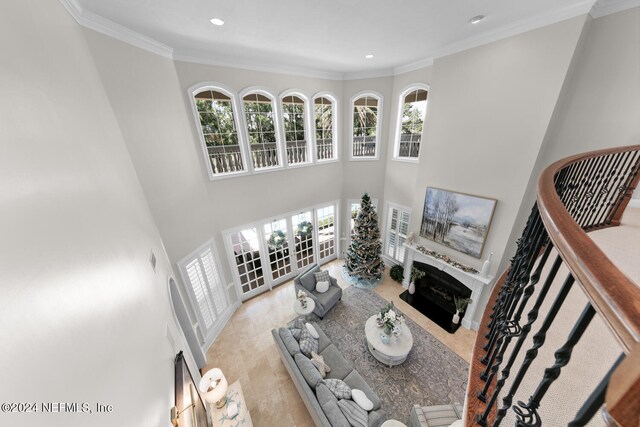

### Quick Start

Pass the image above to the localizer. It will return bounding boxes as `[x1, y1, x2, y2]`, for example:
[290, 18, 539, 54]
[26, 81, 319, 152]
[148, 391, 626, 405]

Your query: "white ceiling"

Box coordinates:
[64, 0, 632, 79]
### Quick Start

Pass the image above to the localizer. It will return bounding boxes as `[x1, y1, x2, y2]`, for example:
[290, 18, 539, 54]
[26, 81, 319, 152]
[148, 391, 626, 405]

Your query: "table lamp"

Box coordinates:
[199, 368, 228, 408]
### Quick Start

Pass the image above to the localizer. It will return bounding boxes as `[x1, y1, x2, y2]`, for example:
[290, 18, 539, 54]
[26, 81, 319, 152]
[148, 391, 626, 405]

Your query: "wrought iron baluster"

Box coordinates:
[580, 152, 624, 229]
[514, 303, 596, 427]
[567, 353, 624, 427]
[595, 151, 634, 226]
[603, 151, 640, 225]
[475, 244, 554, 422]
[573, 153, 616, 228]
[491, 254, 564, 426]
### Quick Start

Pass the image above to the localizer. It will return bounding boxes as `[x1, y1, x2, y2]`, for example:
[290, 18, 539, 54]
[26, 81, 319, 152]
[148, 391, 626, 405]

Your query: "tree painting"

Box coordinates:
[420, 187, 496, 258]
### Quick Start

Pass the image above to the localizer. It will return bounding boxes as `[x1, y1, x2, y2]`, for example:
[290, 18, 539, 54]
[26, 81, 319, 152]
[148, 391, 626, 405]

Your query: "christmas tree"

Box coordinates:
[345, 193, 385, 281]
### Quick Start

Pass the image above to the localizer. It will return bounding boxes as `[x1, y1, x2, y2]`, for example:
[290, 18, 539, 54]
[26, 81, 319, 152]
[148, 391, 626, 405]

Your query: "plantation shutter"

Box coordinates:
[180, 241, 229, 347]
[386, 205, 411, 262]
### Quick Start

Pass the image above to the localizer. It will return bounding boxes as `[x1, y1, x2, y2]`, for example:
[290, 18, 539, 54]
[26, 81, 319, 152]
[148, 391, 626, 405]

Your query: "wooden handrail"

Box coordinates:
[536, 144, 640, 353]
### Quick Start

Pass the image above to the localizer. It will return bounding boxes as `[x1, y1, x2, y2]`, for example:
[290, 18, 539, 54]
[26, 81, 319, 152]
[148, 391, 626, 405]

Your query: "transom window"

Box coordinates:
[351, 94, 381, 159]
[396, 87, 428, 159]
[314, 96, 337, 161]
[281, 95, 309, 165]
[193, 88, 245, 176]
[243, 92, 280, 170]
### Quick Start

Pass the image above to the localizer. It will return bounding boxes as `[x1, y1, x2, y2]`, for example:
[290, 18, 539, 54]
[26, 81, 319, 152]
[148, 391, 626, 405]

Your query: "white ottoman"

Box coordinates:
[382, 420, 407, 427]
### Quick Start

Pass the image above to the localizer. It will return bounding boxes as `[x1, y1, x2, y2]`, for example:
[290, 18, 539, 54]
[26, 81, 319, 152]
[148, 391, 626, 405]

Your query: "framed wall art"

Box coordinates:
[420, 187, 496, 258]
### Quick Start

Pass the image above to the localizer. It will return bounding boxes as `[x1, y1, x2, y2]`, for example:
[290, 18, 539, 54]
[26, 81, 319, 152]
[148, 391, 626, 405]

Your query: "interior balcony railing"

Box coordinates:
[207, 141, 316, 173]
[353, 136, 377, 157]
[316, 138, 334, 161]
[466, 145, 640, 426]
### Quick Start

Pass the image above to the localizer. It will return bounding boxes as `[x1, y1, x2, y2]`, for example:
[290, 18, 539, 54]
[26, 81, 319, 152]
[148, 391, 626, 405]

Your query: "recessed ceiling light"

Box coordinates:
[209, 18, 225, 26]
[469, 15, 485, 24]
[365, 54, 374, 59]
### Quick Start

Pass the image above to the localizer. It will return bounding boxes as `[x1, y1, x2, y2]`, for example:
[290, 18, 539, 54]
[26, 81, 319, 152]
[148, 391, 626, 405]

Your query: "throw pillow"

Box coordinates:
[337, 399, 368, 427]
[314, 270, 331, 284]
[351, 389, 373, 411]
[305, 323, 319, 339]
[294, 353, 324, 389]
[315, 280, 330, 293]
[310, 351, 331, 378]
[290, 328, 302, 340]
[324, 378, 351, 400]
[298, 329, 318, 358]
[288, 317, 306, 331]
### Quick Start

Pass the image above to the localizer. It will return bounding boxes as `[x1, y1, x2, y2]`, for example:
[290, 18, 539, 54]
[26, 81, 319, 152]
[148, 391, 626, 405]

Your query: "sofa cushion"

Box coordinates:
[367, 410, 383, 427]
[299, 265, 320, 292]
[337, 399, 368, 427]
[314, 285, 342, 311]
[321, 344, 354, 380]
[290, 328, 302, 340]
[316, 384, 350, 427]
[299, 329, 319, 357]
[278, 328, 300, 356]
[324, 378, 352, 399]
[343, 370, 382, 411]
[294, 353, 323, 389]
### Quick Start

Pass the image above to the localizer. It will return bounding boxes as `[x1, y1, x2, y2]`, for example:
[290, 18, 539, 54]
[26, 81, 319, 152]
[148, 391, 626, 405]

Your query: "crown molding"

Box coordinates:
[393, 58, 435, 76]
[590, 0, 640, 18]
[429, 0, 595, 63]
[58, 0, 173, 59]
[60, 0, 597, 81]
[172, 49, 344, 80]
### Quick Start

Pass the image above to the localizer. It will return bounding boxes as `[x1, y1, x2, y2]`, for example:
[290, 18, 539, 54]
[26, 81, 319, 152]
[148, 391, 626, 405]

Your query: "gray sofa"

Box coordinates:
[272, 321, 384, 427]
[294, 263, 342, 319]
[409, 403, 463, 427]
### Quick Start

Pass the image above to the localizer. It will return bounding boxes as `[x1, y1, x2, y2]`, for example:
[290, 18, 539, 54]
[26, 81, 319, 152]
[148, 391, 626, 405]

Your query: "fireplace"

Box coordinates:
[401, 243, 494, 331]
[400, 261, 472, 333]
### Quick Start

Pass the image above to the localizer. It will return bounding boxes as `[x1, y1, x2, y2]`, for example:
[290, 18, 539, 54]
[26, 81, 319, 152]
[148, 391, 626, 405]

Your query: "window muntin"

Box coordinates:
[282, 95, 309, 165]
[292, 211, 315, 269]
[264, 219, 292, 280]
[397, 88, 428, 159]
[242, 92, 280, 170]
[314, 96, 336, 161]
[229, 228, 266, 298]
[316, 205, 336, 260]
[194, 89, 244, 175]
[386, 205, 411, 263]
[352, 95, 380, 158]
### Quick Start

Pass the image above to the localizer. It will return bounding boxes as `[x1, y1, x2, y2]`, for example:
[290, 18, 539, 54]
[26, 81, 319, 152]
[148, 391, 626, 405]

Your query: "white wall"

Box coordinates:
[0, 1, 186, 426]
[409, 16, 587, 324]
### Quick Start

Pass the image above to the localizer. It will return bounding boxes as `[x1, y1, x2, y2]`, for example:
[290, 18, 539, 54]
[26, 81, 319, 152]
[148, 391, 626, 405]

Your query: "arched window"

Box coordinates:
[241, 90, 281, 170]
[351, 92, 382, 160]
[395, 86, 428, 160]
[313, 93, 338, 162]
[281, 92, 310, 166]
[191, 86, 246, 178]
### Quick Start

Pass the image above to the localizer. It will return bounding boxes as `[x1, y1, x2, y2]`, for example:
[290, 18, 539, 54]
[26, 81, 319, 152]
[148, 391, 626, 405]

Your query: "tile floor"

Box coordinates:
[204, 260, 477, 427]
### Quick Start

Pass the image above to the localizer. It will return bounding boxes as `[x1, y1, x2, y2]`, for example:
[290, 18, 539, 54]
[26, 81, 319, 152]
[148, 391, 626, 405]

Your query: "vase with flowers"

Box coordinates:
[297, 289, 308, 309]
[375, 302, 405, 343]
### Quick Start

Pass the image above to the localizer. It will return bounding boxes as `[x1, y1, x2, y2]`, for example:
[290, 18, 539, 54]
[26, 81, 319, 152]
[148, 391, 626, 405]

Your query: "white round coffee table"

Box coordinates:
[294, 297, 315, 320]
[381, 420, 407, 427]
[365, 315, 413, 367]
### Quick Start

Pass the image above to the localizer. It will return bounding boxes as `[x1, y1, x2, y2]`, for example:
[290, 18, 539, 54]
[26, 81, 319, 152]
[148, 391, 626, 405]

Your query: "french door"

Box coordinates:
[225, 202, 338, 301]
[228, 228, 267, 300]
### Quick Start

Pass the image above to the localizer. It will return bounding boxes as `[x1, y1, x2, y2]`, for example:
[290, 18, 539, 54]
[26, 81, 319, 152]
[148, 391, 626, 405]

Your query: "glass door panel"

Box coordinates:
[291, 211, 314, 269]
[229, 228, 266, 299]
[316, 205, 336, 261]
[264, 218, 293, 283]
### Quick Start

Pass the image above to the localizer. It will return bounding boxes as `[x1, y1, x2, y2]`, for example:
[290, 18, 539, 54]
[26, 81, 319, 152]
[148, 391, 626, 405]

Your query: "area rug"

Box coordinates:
[310, 286, 468, 424]
[341, 268, 383, 289]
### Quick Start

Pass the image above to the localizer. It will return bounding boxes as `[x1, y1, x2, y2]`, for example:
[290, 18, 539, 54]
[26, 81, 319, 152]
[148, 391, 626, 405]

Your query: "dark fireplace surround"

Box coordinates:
[400, 261, 472, 333]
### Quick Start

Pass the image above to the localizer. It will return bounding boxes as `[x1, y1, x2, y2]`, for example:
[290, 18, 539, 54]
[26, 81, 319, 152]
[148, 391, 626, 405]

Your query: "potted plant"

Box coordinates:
[408, 267, 426, 295]
[390, 265, 404, 283]
[453, 296, 472, 324]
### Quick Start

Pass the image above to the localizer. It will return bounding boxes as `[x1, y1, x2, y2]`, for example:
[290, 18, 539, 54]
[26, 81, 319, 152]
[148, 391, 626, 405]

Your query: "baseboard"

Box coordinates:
[628, 199, 640, 208]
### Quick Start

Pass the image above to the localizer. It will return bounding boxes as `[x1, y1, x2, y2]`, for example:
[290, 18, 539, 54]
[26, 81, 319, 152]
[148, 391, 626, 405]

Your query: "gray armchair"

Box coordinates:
[294, 263, 342, 319]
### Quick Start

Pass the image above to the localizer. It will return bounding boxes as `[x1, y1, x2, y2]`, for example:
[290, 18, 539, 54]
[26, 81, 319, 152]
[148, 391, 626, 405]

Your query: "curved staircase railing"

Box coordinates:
[466, 145, 640, 426]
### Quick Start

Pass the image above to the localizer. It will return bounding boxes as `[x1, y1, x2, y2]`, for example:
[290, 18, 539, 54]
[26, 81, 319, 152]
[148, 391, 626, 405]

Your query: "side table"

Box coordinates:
[293, 297, 315, 320]
[207, 381, 253, 427]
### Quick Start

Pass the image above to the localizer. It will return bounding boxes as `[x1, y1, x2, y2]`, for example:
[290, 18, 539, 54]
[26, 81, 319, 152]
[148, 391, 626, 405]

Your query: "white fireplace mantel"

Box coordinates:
[402, 243, 494, 330]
